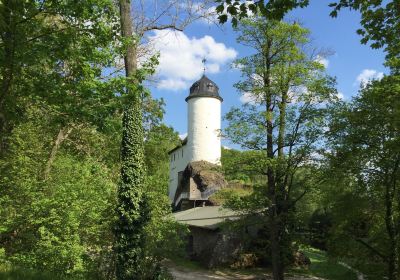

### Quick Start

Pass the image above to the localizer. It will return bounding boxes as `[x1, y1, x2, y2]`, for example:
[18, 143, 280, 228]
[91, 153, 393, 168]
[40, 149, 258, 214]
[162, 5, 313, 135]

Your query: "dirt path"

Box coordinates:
[166, 262, 325, 280]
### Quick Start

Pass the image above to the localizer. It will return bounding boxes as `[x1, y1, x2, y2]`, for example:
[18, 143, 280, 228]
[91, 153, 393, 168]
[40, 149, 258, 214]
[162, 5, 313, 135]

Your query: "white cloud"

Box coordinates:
[158, 79, 187, 91]
[179, 132, 187, 140]
[315, 55, 329, 68]
[222, 145, 232, 150]
[148, 30, 237, 91]
[337, 91, 345, 100]
[240, 92, 254, 104]
[355, 69, 384, 86]
[239, 92, 261, 104]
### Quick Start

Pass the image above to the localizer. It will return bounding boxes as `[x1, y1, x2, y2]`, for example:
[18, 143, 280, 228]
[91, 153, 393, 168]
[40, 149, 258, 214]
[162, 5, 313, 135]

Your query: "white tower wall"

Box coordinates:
[187, 97, 221, 165]
[168, 145, 187, 201]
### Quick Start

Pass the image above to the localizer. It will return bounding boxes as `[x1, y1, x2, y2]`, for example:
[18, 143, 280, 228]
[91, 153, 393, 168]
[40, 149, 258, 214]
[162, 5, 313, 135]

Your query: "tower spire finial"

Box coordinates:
[202, 58, 207, 75]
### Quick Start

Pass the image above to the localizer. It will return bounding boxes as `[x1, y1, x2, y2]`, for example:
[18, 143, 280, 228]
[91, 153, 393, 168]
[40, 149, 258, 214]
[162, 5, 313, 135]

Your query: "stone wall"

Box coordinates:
[188, 226, 242, 268]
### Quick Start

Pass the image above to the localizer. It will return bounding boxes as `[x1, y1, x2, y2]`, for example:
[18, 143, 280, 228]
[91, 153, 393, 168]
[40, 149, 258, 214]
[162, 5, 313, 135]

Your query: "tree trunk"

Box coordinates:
[119, 0, 137, 77]
[384, 173, 399, 280]
[264, 38, 285, 280]
[277, 92, 287, 159]
[44, 126, 74, 179]
[115, 1, 149, 279]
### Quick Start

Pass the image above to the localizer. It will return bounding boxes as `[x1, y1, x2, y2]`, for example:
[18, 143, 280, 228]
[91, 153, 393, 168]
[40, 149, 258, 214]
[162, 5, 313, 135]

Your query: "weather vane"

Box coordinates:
[202, 58, 207, 75]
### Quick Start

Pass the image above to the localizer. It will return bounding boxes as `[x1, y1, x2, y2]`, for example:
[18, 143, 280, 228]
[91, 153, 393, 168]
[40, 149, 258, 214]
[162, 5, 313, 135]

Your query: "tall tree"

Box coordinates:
[225, 18, 336, 280]
[114, 1, 151, 278]
[114, 1, 214, 278]
[327, 75, 400, 280]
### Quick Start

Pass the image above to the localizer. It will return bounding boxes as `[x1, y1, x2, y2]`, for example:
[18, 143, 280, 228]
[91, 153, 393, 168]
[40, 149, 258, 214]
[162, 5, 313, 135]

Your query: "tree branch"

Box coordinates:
[355, 238, 388, 261]
[287, 189, 307, 210]
[142, 24, 183, 33]
[43, 125, 76, 179]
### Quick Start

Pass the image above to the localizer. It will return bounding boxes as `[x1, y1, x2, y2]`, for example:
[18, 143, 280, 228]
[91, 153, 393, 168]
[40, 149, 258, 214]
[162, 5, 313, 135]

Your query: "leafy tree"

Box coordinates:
[222, 148, 268, 184]
[326, 74, 400, 280]
[329, 0, 400, 72]
[0, 0, 120, 155]
[115, 1, 215, 278]
[0, 0, 123, 277]
[224, 18, 337, 280]
[0, 107, 118, 278]
[144, 125, 188, 267]
[114, 1, 154, 278]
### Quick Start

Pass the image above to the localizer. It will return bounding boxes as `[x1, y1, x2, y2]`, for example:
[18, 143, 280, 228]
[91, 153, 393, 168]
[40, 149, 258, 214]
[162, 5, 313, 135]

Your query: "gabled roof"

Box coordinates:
[173, 206, 240, 230]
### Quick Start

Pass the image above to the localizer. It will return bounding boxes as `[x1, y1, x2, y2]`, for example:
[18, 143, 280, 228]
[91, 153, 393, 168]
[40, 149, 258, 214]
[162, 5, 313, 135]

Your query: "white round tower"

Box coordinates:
[186, 75, 222, 165]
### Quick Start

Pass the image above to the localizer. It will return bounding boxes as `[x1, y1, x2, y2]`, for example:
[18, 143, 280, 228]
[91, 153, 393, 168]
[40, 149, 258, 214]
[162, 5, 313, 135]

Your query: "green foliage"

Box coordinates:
[144, 124, 188, 264]
[226, 19, 337, 154]
[215, 0, 309, 26]
[0, 1, 185, 279]
[114, 93, 149, 279]
[0, 98, 181, 279]
[225, 18, 336, 212]
[0, 266, 81, 280]
[209, 185, 253, 206]
[0, 109, 117, 278]
[223, 18, 337, 279]
[325, 74, 400, 279]
[221, 148, 267, 183]
[0, 0, 121, 152]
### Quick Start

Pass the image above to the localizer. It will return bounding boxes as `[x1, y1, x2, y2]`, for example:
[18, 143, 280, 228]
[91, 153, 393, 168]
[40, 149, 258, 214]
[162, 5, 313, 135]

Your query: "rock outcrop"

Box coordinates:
[183, 161, 227, 192]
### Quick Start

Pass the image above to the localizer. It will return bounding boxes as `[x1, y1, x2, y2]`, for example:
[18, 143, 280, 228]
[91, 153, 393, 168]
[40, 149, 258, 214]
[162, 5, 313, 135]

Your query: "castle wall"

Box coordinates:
[168, 145, 189, 201]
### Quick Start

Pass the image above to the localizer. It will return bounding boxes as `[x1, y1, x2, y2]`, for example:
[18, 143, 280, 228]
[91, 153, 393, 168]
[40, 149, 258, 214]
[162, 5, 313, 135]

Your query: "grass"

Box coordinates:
[1, 248, 358, 280]
[0, 264, 85, 280]
[0, 267, 57, 280]
[168, 255, 204, 271]
[292, 247, 358, 280]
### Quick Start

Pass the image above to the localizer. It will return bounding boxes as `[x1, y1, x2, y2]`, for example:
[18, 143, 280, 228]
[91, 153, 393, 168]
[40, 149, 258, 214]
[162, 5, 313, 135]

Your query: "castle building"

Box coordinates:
[170, 76, 243, 268]
[168, 75, 223, 208]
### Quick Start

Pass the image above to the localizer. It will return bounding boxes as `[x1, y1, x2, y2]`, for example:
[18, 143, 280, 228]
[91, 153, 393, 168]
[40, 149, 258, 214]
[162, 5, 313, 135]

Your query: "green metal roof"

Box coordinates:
[173, 206, 240, 230]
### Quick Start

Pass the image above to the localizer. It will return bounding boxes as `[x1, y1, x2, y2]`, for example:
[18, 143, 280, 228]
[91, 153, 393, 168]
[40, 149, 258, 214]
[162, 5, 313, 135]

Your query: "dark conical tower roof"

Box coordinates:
[185, 75, 223, 102]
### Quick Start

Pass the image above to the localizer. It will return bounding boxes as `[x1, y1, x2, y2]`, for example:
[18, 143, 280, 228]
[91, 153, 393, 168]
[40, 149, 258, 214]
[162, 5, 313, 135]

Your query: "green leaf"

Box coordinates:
[216, 4, 225, 13]
[218, 14, 228, 23]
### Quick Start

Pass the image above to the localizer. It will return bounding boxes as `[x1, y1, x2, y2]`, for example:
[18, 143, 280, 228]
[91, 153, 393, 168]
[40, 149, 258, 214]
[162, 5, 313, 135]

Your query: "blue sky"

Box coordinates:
[148, 1, 387, 147]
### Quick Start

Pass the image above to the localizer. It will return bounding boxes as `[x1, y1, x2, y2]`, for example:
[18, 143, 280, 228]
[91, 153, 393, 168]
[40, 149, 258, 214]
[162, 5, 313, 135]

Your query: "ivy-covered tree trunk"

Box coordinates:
[115, 0, 149, 279]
